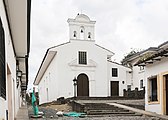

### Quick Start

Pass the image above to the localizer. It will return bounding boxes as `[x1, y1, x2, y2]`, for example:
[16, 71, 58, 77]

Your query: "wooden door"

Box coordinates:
[111, 81, 119, 96]
[77, 74, 89, 96]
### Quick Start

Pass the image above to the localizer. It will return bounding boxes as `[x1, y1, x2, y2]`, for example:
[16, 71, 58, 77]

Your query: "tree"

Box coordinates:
[121, 48, 142, 66]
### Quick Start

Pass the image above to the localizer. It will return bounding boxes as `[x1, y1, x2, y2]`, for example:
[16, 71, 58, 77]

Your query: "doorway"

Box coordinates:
[110, 81, 119, 96]
[77, 73, 89, 96]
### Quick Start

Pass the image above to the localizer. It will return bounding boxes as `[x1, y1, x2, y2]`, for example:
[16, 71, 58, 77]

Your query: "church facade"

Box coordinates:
[34, 14, 131, 105]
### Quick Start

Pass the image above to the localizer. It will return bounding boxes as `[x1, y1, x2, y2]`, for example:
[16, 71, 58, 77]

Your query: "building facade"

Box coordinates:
[121, 47, 158, 91]
[135, 41, 168, 115]
[0, 0, 31, 119]
[34, 14, 131, 105]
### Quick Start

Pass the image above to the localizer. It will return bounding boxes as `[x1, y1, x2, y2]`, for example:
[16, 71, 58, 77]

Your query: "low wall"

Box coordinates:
[123, 87, 145, 99]
[70, 100, 85, 112]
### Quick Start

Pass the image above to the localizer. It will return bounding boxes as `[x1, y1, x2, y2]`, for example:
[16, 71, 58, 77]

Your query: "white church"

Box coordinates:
[34, 14, 131, 105]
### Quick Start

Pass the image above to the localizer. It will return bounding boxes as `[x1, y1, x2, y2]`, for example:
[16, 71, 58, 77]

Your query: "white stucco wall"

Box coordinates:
[126, 58, 146, 91]
[0, 1, 21, 119]
[0, 97, 6, 120]
[38, 39, 114, 104]
[126, 71, 132, 87]
[145, 58, 168, 114]
[132, 66, 145, 90]
[107, 62, 131, 96]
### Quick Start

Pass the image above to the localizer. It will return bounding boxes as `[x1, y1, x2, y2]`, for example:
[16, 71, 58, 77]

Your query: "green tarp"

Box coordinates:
[63, 112, 86, 117]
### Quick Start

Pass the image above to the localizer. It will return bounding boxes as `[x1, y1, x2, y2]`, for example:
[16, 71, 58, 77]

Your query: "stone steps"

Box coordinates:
[87, 109, 129, 113]
[88, 111, 135, 115]
[87, 113, 142, 117]
[83, 103, 142, 116]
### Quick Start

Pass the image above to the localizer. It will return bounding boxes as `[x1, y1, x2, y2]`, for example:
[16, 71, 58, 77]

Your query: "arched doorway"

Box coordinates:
[77, 73, 89, 96]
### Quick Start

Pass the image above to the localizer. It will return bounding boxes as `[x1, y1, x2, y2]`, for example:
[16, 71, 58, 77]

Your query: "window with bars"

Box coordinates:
[78, 51, 87, 65]
[0, 18, 6, 99]
[148, 76, 158, 102]
[112, 68, 118, 77]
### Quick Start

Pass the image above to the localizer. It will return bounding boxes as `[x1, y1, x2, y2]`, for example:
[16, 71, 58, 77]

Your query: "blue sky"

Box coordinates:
[28, 0, 168, 90]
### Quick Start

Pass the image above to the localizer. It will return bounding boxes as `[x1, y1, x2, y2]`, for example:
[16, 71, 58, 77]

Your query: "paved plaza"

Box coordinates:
[27, 99, 168, 120]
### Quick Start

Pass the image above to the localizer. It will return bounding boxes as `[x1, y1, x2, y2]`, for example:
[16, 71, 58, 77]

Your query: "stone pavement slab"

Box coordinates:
[16, 107, 29, 120]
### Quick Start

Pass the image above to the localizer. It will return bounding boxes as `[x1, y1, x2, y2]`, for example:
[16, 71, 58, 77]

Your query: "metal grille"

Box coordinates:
[112, 68, 118, 77]
[79, 51, 87, 65]
[0, 18, 6, 100]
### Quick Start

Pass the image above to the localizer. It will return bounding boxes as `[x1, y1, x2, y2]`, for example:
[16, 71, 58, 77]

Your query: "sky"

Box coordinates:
[28, 0, 168, 90]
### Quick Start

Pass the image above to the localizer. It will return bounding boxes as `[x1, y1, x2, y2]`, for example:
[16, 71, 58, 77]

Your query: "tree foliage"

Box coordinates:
[121, 48, 142, 65]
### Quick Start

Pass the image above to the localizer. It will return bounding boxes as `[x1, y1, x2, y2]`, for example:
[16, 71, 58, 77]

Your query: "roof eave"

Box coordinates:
[34, 50, 57, 85]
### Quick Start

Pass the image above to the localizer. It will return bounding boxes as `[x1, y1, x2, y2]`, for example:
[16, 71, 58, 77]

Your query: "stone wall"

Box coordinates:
[123, 87, 145, 99]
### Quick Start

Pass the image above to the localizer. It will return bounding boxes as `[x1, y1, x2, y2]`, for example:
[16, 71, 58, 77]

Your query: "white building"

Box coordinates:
[34, 14, 131, 105]
[135, 41, 168, 115]
[121, 47, 158, 91]
[0, 0, 31, 119]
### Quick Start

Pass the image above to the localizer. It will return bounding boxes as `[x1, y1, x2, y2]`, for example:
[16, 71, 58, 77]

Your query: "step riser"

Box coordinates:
[72, 102, 143, 116]
[88, 112, 135, 115]
[85, 110, 129, 113]
[82, 103, 139, 116]
[87, 114, 142, 117]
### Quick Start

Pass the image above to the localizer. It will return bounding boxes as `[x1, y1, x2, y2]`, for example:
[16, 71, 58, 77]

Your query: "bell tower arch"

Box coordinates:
[67, 14, 96, 41]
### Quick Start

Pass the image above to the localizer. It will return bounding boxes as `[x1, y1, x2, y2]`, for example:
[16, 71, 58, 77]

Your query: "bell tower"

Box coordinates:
[67, 14, 96, 41]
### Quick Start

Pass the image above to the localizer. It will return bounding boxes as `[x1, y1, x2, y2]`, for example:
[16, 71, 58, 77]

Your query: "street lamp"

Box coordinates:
[73, 77, 77, 98]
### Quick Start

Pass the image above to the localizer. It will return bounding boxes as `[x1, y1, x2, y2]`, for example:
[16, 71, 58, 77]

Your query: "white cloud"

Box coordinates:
[28, 0, 168, 89]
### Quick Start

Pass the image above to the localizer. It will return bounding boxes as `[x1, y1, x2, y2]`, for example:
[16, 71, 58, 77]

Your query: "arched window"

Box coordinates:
[80, 26, 84, 40]
[0, 18, 6, 99]
[88, 32, 91, 40]
[73, 31, 77, 39]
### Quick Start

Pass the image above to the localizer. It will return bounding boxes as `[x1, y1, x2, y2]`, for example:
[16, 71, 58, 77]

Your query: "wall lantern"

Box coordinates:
[73, 77, 77, 98]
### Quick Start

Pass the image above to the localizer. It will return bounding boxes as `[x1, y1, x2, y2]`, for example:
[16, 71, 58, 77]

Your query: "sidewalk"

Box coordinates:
[16, 107, 29, 120]
[108, 102, 168, 120]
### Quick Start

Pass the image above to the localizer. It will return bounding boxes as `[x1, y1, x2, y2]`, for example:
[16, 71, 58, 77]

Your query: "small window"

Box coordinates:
[148, 76, 158, 102]
[79, 51, 87, 65]
[112, 68, 118, 77]
[140, 79, 143, 89]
